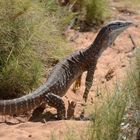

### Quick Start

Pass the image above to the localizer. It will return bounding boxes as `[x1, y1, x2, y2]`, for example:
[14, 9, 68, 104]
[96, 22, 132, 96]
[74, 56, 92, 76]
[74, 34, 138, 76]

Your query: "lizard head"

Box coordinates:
[94, 20, 133, 49]
[105, 20, 133, 45]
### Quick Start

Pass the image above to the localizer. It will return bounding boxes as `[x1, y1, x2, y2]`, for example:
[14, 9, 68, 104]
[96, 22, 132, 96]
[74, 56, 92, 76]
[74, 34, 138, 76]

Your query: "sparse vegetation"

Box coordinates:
[87, 85, 128, 140]
[126, 50, 140, 111]
[122, 50, 140, 139]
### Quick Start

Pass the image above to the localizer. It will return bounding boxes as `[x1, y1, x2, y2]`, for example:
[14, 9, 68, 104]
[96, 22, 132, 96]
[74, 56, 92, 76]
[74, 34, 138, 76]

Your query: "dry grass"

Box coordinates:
[125, 49, 140, 122]
[0, 0, 73, 98]
[0, 0, 43, 98]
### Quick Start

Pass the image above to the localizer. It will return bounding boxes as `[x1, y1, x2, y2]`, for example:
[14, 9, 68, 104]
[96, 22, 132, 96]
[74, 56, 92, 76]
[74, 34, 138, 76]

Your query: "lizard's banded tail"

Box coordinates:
[0, 85, 46, 115]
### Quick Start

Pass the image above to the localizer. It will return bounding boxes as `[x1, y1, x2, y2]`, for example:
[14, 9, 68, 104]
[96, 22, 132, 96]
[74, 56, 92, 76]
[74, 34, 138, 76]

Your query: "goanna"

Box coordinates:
[0, 21, 132, 119]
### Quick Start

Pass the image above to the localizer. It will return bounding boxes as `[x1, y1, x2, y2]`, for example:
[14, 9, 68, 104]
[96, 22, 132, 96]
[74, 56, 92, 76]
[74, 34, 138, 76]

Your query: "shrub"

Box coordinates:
[35, 0, 74, 65]
[68, 0, 111, 28]
[38, 0, 74, 31]
[0, 0, 44, 99]
[84, 0, 110, 24]
[87, 84, 128, 140]
[0, 0, 73, 99]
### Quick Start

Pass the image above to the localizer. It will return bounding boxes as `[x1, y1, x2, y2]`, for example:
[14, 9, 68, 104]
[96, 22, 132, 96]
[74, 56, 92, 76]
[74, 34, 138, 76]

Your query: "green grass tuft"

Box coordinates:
[84, 0, 111, 24]
[125, 49, 140, 122]
[87, 84, 128, 140]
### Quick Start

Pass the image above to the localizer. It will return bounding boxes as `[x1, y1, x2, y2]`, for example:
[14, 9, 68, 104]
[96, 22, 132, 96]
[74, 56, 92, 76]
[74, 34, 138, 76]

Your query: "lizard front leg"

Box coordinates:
[67, 100, 76, 119]
[45, 93, 66, 120]
[83, 66, 95, 102]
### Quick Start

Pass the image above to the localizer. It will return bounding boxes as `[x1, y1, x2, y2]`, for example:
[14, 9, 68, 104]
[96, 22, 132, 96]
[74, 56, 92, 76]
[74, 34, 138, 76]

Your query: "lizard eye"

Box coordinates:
[118, 23, 123, 27]
[108, 27, 112, 31]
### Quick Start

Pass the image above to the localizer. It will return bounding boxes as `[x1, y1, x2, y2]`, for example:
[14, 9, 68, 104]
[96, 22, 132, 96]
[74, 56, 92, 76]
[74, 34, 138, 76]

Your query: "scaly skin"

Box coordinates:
[0, 21, 132, 119]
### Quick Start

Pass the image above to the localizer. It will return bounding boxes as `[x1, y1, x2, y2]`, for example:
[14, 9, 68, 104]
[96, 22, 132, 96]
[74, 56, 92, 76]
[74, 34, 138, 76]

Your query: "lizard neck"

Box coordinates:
[85, 42, 108, 62]
[86, 30, 111, 61]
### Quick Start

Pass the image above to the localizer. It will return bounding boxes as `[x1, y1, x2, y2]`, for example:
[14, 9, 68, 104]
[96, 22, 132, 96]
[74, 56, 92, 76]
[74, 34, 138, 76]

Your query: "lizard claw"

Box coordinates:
[67, 100, 76, 119]
[83, 93, 88, 102]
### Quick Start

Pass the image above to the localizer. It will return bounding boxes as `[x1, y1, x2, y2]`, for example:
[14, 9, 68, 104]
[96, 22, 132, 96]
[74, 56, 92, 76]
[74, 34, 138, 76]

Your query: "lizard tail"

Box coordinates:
[0, 85, 47, 115]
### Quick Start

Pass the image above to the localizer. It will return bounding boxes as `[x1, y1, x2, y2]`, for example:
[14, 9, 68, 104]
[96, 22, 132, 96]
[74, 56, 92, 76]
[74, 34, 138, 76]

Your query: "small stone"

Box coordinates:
[127, 53, 134, 58]
[101, 79, 105, 84]
[121, 122, 125, 126]
[123, 123, 129, 129]
[28, 134, 32, 137]
[122, 136, 126, 140]
[121, 64, 126, 67]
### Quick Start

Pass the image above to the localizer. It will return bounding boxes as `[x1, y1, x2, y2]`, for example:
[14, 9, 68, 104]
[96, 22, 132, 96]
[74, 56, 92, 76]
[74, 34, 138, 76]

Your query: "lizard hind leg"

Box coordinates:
[72, 75, 82, 93]
[32, 103, 46, 117]
[45, 93, 66, 120]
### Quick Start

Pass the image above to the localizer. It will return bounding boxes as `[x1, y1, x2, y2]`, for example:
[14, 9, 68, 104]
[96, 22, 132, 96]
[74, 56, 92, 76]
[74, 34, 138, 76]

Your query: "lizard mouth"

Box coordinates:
[109, 21, 133, 48]
[125, 21, 133, 27]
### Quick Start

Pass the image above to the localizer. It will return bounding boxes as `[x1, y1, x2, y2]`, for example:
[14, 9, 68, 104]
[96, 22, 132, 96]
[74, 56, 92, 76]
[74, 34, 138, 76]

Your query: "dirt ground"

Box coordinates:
[0, 1, 140, 140]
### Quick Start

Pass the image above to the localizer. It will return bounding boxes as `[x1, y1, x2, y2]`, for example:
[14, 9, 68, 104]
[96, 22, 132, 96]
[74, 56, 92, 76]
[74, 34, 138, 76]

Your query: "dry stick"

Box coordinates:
[128, 34, 137, 50]
[122, 34, 137, 54]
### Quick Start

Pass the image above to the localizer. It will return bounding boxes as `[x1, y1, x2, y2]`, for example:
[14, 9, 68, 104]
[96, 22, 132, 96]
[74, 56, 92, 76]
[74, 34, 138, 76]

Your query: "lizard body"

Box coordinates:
[0, 21, 132, 119]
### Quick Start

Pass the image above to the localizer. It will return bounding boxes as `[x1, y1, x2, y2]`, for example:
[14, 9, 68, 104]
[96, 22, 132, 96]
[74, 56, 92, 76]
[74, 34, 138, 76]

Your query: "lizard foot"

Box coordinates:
[67, 100, 76, 119]
[45, 93, 66, 120]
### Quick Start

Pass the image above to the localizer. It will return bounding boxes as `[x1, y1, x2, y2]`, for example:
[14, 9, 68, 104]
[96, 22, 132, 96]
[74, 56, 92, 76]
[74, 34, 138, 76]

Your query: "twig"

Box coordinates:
[128, 34, 137, 50]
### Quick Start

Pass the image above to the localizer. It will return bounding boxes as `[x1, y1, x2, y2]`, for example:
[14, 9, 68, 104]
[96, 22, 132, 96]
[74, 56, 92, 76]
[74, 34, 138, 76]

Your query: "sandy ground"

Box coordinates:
[0, 1, 140, 140]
